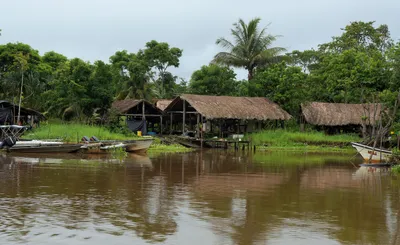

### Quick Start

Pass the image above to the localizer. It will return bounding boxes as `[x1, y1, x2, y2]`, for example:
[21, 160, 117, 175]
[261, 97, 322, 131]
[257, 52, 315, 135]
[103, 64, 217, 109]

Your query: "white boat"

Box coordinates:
[124, 139, 154, 153]
[16, 140, 63, 146]
[351, 142, 392, 162]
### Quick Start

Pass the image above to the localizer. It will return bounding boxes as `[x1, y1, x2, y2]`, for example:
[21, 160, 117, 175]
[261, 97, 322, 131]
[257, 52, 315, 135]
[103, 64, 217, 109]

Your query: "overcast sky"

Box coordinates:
[1, 0, 399, 80]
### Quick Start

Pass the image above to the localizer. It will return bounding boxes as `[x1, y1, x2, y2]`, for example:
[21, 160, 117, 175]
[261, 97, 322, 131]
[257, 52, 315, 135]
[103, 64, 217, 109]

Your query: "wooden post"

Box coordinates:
[182, 100, 186, 135]
[201, 116, 204, 149]
[142, 101, 145, 120]
[170, 113, 173, 135]
[196, 113, 200, 138]
[160, 116, 163, 135]
[219, 120, 222, 138]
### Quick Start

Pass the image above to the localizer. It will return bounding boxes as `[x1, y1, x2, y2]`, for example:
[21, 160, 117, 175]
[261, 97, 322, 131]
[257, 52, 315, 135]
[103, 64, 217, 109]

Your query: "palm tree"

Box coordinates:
[213, 18, 286, 80]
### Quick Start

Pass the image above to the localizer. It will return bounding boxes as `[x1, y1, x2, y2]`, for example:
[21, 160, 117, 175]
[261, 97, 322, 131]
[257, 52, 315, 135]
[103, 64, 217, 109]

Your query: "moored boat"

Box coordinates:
[351, 142, 392, 163]
[6, 144, 83, 153]
[80, 142, 127, 154]
[124, 139, 153, 153]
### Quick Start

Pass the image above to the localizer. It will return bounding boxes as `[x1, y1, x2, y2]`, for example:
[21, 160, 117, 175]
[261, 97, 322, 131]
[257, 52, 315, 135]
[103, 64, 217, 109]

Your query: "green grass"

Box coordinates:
[148, 143, 193, 154]
[23, 121, 194, 154]
[246, 129, 360, 148]
[23, 122, 138, 142]
[392, 165, 400, 174]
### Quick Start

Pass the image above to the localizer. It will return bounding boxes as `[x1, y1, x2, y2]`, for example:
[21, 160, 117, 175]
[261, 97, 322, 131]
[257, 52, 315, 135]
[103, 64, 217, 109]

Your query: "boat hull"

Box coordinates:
[80, 143, 126, 154]
[351, 142, 392, 162]
[7, 144, 82, 153]
[124, 139, 153, 153]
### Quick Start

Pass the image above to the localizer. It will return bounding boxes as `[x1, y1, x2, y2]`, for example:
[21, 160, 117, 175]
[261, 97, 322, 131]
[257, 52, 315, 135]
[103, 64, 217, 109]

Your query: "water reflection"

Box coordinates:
[0, 151, 399, 245]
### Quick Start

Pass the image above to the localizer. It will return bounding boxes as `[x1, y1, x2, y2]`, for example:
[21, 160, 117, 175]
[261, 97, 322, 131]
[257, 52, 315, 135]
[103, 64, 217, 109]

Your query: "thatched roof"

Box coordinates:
[165, 94, 292, 120]
[155, 99, 173, 111]
[301, 102, 383, 126]
[111, 99, 162, 114]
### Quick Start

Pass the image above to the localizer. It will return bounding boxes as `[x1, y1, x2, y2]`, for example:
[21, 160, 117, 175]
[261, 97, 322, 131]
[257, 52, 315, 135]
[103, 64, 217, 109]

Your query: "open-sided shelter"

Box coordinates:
[164, 94, 292, 137]
[111, 99, 164, 135]
[0, 100, 45, 126]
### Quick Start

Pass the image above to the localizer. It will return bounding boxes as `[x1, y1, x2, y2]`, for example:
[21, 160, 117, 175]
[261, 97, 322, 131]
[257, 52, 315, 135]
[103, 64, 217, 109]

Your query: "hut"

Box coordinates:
[0, 100, 45, 126]
[301, 102, 383, 134]
[111, 99, 164, 135]
[164, 94, 292, 137]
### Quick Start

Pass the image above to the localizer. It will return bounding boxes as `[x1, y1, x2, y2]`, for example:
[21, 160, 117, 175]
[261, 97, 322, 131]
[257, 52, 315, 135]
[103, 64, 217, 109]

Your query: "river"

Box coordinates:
[0, 151, 399, 245]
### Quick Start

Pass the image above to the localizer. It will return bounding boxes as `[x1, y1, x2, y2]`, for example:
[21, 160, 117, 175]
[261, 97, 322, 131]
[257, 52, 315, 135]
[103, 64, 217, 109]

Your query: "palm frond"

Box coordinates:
[216, 37, 235, 50]
[212, 52, 246, 68]
[213, 17, 284, 77]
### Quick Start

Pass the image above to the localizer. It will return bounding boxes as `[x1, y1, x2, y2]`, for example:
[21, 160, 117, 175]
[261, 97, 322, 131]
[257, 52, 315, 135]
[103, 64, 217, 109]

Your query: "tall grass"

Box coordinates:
[23, 122, 137, 142]
[246, 129, 360, 147]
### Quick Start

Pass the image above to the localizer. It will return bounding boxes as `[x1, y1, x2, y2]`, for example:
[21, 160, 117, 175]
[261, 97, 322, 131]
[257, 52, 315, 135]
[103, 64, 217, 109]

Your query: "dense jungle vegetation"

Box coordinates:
[1, 20, 399, 123]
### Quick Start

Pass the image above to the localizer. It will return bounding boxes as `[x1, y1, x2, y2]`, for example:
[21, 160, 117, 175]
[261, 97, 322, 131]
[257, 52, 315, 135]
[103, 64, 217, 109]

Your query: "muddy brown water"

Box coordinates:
[0, 151, 399, 245]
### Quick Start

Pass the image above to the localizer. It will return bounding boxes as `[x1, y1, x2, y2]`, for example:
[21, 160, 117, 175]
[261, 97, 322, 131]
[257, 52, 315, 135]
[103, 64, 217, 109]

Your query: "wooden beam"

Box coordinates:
[167, 111, 198, 114]
[182, 100, 186, 134]
[123, 114, 162, 117]
[170, 113, 173, 135]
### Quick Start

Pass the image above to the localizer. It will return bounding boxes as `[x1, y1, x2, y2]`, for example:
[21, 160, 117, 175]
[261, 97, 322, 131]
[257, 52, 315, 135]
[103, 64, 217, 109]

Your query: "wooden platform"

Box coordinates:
[161, 135, 251, 150]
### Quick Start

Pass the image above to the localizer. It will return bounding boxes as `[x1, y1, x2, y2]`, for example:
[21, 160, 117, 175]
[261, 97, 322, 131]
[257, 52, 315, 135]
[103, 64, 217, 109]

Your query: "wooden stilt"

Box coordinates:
[196, 113, 200, 138]
[170, 113, 173, 134]
[160, 116, 163, 135]
[182, 100, 186, 135]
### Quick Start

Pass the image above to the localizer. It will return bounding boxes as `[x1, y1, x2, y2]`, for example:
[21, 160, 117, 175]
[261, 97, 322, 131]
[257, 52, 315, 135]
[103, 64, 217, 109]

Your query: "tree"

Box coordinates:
[287, 49, 321, 73]
[0, 43, 41, 107]
[110, 41, 183, 100]
[188, 64, 238, 96]
[248, 62, 308, 117]
[307, 21, 393, 103]
[110, 50, 152, 100]
[143, 40, 182, 99]
[43, 58, 92, 119]
[42, 51, 68, 71]
[213, 18, 286, 80]
[86, 61, 114, 116]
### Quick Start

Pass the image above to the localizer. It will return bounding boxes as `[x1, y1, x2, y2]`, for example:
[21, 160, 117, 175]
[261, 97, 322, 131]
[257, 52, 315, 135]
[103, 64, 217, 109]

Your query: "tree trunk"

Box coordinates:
[247, 68, 254, 80]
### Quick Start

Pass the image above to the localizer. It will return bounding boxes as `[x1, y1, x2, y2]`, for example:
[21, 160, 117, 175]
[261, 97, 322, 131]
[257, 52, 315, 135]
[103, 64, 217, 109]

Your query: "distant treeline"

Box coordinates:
[0, 20, 399, 121]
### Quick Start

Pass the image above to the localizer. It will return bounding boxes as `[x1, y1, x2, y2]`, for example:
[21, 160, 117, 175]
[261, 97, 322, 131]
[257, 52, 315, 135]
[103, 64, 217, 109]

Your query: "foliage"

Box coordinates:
[248, 62, 309, 117]
[188, 64, 239, 95]
[148, 143, 193, 154]
[1, 20, 400, 128]
[110, 40, 184, 100]
[391, 164, 400, 174]
[288, 21, 393, 104]
[213, 17, 286, 80]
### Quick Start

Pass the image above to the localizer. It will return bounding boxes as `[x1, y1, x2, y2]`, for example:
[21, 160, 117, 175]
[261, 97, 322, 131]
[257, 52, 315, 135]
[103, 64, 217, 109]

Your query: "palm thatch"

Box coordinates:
[111, 99, 162, 114]
[301, 102, 383, 126]
[165, 94, 292, 120]
[155, 99, 173, 111]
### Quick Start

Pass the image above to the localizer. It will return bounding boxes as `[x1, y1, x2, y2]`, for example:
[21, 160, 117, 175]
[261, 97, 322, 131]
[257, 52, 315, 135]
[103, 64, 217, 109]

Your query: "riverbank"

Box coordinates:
[22, 123, 361, 154]
[22, 122, 192, 153]
[246, 130, 360, 153]
[23, 122, 136, 141]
